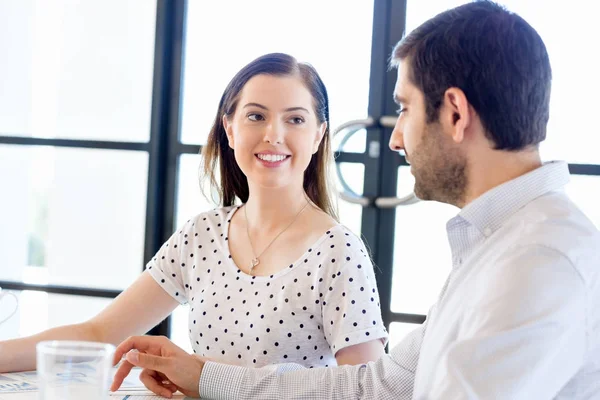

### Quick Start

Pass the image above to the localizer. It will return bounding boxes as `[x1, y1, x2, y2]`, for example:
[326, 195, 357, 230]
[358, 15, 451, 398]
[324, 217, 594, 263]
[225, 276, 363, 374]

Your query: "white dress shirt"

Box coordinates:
[199, 161, 600, 399]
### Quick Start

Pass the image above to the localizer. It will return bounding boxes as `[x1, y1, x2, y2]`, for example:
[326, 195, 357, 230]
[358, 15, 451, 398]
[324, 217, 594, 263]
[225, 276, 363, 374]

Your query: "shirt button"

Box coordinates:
[483, 227, 492, 237]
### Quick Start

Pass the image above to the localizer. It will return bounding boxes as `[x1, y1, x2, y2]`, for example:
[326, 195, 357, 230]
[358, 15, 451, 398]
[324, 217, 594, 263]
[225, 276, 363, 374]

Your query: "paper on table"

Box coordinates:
[0, 372, 37, 393]
[119, 396, 187, 399]
[0, 366, 189, 397]
[0, 395, 187, 400]
[0, 393, 37, 400]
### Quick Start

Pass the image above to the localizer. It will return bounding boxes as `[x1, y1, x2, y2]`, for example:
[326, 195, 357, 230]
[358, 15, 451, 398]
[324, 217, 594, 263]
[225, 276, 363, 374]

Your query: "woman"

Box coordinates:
[0, 53, 387, 380]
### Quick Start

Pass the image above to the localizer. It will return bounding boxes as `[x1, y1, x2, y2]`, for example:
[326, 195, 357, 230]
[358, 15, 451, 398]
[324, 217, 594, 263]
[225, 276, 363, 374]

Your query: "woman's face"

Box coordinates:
[224, 74, 326, 191]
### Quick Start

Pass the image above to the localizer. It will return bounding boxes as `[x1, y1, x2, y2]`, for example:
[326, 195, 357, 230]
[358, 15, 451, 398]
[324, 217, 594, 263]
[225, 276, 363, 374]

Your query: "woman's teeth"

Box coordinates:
[257, 154, 287, 162]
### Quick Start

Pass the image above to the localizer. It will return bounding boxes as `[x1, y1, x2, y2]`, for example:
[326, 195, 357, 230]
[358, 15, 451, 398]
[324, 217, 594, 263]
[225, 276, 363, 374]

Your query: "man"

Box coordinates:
[111, 2, 600, 398]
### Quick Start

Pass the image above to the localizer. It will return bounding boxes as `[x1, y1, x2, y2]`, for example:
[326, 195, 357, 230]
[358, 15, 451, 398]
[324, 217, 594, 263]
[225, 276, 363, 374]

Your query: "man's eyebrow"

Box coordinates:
[394, 94, 408, 105]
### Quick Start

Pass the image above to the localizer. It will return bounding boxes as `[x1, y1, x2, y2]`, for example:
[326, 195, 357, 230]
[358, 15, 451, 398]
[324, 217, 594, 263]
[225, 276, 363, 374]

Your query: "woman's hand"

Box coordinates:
[110, 335, 205, 398]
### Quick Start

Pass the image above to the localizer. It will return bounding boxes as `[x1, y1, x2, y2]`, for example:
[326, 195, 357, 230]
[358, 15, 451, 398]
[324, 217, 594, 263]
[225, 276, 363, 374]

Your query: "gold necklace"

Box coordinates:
[244, 200, 310, 273]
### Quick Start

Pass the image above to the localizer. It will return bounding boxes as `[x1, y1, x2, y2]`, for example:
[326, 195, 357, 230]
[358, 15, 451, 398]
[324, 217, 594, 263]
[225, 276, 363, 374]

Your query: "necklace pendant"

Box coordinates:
[250, 258, 259, 269]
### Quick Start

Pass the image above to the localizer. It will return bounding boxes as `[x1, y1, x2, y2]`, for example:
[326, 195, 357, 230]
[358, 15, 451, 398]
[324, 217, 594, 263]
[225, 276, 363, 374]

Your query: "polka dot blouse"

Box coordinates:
[146, 206, 388, 368]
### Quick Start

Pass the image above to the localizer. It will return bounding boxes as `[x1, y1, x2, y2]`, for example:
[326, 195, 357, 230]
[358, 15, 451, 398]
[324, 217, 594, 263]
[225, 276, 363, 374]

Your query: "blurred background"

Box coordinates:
[1, 0, 598, 353]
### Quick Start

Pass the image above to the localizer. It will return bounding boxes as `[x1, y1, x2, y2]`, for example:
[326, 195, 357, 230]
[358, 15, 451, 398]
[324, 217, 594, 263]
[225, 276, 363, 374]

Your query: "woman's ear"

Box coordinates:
[223, 115, 234, 149]
[312, 122, 327, 153]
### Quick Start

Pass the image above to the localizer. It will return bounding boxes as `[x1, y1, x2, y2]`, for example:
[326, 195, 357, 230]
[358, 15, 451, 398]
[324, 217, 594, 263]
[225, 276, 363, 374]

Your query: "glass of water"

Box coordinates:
[36, 341, 116, 400]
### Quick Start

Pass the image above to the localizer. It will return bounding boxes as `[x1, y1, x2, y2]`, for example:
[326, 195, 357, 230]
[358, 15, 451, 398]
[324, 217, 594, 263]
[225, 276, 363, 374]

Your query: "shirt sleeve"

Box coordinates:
[145, 221, 192, 304]
[199, 318, 426, 400]
[321, 242, 388, 355]
[423, 245, 586, 400]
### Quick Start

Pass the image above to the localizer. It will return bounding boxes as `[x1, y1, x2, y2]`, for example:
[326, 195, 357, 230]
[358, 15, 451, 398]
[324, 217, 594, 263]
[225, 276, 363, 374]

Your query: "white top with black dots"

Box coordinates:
[146, 205, 388, 368]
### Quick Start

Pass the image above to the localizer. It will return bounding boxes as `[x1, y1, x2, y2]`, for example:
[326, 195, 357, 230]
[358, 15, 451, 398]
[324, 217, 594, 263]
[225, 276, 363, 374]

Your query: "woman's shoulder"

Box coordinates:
[328, 224, 369, 248]
[178, 205, 240, 233]
[313, 224, 372, 263]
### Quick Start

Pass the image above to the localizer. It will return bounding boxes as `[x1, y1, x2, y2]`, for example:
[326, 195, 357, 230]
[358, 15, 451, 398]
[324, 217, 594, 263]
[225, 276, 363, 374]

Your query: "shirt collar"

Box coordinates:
[457, 161, 571, 236]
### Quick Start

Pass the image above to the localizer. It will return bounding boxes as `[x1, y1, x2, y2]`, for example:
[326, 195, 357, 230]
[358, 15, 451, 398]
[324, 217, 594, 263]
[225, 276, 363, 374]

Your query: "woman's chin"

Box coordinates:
[248, 178, 293, 191]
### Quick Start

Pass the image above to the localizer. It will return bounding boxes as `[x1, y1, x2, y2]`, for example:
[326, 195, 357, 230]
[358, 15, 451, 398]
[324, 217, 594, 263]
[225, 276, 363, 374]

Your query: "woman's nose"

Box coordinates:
[264, 122, 284, 144]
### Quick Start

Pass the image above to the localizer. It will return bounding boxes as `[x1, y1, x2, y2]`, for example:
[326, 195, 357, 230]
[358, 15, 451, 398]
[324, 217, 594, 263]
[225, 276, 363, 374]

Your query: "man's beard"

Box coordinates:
[409, 124, 467, 207]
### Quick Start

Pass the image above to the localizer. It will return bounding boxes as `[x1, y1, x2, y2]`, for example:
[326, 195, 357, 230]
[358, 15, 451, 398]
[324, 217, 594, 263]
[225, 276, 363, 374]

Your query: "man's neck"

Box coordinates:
[461, 148, 542, 208]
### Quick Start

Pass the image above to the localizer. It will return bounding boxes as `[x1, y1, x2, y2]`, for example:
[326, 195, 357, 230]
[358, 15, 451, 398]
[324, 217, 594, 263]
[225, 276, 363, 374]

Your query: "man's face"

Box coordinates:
[388, 60, 467, 206]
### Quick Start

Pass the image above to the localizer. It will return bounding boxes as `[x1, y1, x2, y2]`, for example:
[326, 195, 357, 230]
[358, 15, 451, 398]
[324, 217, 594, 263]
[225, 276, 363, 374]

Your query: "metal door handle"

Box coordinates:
[334, 116, 419, 208]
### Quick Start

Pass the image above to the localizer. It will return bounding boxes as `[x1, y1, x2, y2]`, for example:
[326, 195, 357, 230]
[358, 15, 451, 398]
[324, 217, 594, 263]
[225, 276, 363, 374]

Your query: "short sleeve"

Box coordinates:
[322, 232, 388, 354]
[145, 222, 190, 305]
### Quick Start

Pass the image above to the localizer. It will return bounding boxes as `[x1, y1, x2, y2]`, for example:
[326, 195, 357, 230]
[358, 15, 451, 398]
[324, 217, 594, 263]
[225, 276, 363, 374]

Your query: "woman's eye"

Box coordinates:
[248, 113, 264, 121]
[396, 107, 407, 115]
[289, 117, 305, 124]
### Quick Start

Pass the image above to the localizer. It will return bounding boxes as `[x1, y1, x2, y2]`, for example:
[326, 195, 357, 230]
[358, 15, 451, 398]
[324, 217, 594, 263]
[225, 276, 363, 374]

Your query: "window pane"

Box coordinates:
[566, 175, 600, 230]
[181, 0, 374, 145]
[391, 167, 456, 315]
[496, 1, 600, 164]
[170, 304, 193, 354]
[406, 0, 600, 164]
[406, 0, 468, 33]
[337, 163, 364, 235]
[175, 154, 219, 228]
[0, 145, 148, 290]
[0, 288, 112, 341]
[0, 0, 156, 141]
[388, 321, 420, 350]
[333, 129, 367, 154]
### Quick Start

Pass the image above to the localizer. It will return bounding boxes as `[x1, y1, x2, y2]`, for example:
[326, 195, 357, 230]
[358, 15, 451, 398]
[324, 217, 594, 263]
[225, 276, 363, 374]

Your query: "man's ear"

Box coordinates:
[223, 115, 234, 149]
[312, 122, 327, 153]
[441, 87, 471, 144]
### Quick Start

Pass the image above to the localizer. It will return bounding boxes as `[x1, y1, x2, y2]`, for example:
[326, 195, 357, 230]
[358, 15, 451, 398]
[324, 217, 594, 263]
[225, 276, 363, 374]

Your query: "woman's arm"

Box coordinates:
[0, 272, 179, 373]
[320, 229, 389, 367]
[335, 339, 385, 366]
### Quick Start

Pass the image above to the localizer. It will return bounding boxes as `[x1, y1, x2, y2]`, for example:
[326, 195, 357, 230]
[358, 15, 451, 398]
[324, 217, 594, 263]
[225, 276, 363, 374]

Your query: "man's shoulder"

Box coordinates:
[504, 190, 599, 274]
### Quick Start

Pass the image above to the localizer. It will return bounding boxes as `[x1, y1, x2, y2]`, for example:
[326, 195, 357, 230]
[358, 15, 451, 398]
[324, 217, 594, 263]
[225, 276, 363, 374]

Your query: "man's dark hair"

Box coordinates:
[392, 1, 552, 150]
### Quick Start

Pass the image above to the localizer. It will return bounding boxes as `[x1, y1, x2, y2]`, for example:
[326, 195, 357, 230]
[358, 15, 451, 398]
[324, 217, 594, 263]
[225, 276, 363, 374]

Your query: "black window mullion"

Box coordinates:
[144, 0, 187, 337]
[176, 143, 201, 155]
[568, 163, 600, 176]
[0, 281, 121, 299]
[364, 0, 408, 333]
[0, 136, 148, 151]
[359, 0, 391, 323]
[390, 312, 426, 325]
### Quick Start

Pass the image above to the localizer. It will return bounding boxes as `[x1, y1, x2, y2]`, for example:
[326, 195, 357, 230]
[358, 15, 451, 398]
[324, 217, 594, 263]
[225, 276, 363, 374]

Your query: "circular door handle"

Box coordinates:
[338, 191, 372, 207]
[334, 117, 376, 135]
[374, 193, 419, 208]
[334, 116, 418, 208]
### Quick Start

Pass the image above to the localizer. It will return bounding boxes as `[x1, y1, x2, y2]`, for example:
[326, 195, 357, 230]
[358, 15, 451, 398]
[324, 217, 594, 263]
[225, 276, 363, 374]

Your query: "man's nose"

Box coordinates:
[388, 124, 404, 152]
